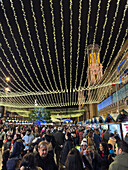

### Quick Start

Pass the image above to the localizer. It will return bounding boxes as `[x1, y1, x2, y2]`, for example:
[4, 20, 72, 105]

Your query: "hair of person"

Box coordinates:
[108, 144, 113, 150]
[100, 142, 109, 155]
[21, 153, 37, 169]
[117, 140, 128, 153]
[38, 141, 48, 149]
[114, 135, 120, 143]
[65, 148, 83, 170]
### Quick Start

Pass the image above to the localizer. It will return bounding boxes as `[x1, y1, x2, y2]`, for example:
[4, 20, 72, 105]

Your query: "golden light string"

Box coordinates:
[88, 23, 128, 100]
[40, 0, 60, 91]
[9, 0, 45, 92]
[60, 0, 68, 104]
[89, 0, 121, 92]
[103, 51, 128, 89]
[101, 0, 121, 66]
[84, 0, 101, 92]
[99, 0, 111, 54]
[20, 0, 53, 92]
[40, 0, 61, 105]
[74, 0, 82, 105]
[74, 0, 82, 89]
[94, 57, 127, 103]
[101, 31, 128, 85]
[1, 1, 40, 92]
[79, 0, 91, 88]
[49, 0, 63, 91]
[69, 0, 73, 105]
[0, 45, 30, 93]
[49, 0, 64, 106]
[103, 4, 128, 77]
[0, 72, 19, 93]
[0, 23, 34, 92]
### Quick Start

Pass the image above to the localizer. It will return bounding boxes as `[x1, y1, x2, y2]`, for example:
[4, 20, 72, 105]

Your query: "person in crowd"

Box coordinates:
[60, 132, 73, 166]
[42, 129, 56, 157]
[108, 133, 116, 150]
[35, 141, 58, 170]
[9, 133, 24, 159]
[20, 153, 42, 170]
[102, 130, 110, 143]
[65, 148, 84, 170]
[22, 128, 34, 151]
[87, 131, 95, 150]
[109, 140, 128, 170]
[95, 142, 113, 170]
[0, 128, 5, 150]
[79, 130, 83, 144]
[94, 129, 102, 150]
[124, 132, 128, 144]
[2, 149, 10, 170]
[4, 133, 13, 151]
[78, 139, 92, 170]
[6, 158, 21, 170]
[54, 127, 65, 166]
[108, 144, 115, 157]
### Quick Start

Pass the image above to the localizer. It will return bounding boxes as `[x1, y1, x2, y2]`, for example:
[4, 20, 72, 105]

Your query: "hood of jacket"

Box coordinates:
[114, 152, 128, 168]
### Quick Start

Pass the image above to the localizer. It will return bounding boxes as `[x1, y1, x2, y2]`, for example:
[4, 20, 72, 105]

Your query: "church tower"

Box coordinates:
[87, 44, 103, 118]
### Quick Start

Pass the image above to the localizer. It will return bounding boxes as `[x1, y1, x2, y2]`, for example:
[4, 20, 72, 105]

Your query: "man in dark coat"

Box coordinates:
[53, 127, 65, 166]
[60, 132, 73, 165]
[35, 141, 58, 170]
[94, 130, 102, 150]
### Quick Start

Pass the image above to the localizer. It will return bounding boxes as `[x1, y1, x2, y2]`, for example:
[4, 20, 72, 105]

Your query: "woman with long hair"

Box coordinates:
[65, 148, 84, 170]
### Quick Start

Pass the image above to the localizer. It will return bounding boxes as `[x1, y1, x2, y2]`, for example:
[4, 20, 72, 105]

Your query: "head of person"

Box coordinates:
[7, 134, 12, 140]
[65, 132, 71, 140]
[38, 141, 48, 158]
[46, 129, 50, 135]
[26, 129, 31, 136]
[88, 131, 93, 138]
[99, 142, 109, 155]
[116, 140, 128, 155]
[110, 133, 115, 139]
[108, 144, 113, 150]
[20, 153, 37, 170]
[125, 133, 128, 137]
[81, 139, 87, 150]
[65, 148, 83, 170]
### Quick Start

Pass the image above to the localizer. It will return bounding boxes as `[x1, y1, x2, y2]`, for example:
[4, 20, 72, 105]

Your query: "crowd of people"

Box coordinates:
[0, 124, 128, 170]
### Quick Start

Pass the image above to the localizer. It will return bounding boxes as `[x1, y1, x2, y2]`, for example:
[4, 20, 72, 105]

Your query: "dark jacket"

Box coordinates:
[109, 152, 128, 170]
[94, 133, 102, 149]
[54, 131, 65, 149]
[94, 152, 110, 170]
[103, 131, 110, 143]
[4, 139, 12, 151]
[60, 139, 73, 165]
[9, 139, 24, 158]
[6, 158, 19, 170]
[35, 152, 58, 170]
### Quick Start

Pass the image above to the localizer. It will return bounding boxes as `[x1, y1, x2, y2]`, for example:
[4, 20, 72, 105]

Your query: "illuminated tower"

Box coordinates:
[87, 44, 103, 86]
[87, 44, 103, 118]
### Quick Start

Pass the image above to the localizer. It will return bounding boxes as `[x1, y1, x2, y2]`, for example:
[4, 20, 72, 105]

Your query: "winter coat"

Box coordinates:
[54, 131, 65, 150]
[35, 152, 58, 170]
[6, 158, 19, 170]
[103, 131, 110, 143]
[109, 152, 128, 170]
[60, 139, 73, 165]
[94, 133, 102, 149]
[9, 139, 24, 158]
[4, 139, 13, 151]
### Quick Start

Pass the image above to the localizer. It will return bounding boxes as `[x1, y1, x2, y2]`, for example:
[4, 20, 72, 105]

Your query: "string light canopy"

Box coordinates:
[0, 0, 128, 109]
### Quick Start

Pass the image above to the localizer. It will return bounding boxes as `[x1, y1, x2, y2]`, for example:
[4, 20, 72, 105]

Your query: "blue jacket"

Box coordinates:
[9, 139, 24, 158]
